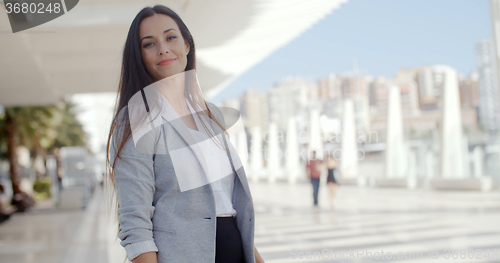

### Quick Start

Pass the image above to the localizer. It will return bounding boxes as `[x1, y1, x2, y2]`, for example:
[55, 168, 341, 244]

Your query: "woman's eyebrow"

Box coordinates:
[141, 28, 176, 42]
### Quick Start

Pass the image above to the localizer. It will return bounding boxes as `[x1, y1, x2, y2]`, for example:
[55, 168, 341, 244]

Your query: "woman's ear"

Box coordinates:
[185, 41, 190, 54]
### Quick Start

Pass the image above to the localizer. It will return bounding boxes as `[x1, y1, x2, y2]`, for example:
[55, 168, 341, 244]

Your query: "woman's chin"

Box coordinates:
[158, 69, 182, 80]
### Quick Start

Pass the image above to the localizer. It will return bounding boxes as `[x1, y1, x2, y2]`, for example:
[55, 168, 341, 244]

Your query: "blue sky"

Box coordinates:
[212, 0, 492, 104]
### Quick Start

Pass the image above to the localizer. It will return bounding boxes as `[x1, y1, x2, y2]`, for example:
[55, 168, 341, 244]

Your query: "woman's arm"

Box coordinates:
[111, 107, 159, 262]
[254, 246, 265, 263]
[132, 252, 158, 263]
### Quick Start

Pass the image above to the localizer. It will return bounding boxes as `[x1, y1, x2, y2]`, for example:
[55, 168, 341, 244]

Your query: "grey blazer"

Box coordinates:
[111, 101, 255, 263]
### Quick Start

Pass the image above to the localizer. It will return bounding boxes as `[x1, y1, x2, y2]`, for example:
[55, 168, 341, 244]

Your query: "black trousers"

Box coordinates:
[215, 216, 246, 263]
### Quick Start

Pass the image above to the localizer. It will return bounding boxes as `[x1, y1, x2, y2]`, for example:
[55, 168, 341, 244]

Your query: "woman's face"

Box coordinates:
[139, 14, 190, 81]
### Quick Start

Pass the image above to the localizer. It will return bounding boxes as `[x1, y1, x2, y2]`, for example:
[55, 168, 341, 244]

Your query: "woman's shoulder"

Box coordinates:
[117, 105, 128, 121]
[114, 106, 131, 135]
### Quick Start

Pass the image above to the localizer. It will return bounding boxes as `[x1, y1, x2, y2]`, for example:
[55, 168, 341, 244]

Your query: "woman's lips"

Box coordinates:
[157, 58, 176, 66]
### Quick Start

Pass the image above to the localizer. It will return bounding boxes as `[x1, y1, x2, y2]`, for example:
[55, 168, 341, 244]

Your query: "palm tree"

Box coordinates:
[18, 105, 59, 180]
[0, 100, 88, 212]
[1, 108, 36, 212]
[48, 100, 88, 151]
[47, 100, 90, 188]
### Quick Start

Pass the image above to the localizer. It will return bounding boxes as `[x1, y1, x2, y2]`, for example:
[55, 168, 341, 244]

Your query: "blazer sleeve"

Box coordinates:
[110, 106, 158, 261]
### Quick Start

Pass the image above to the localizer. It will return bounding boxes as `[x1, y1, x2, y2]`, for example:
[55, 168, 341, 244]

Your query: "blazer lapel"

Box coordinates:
[204, 103, 253, 199]
[159, 96, 212, 186]
[158, 95, 252, 198]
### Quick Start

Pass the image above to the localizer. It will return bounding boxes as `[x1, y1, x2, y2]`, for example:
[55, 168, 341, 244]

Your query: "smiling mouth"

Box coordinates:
[158, 58, 176, 66]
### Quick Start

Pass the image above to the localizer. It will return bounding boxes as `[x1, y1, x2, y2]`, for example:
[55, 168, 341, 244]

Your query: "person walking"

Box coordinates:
[106, 5, 264, 263]
[306, 151, 322, 207]
[324, 154, 338, 210]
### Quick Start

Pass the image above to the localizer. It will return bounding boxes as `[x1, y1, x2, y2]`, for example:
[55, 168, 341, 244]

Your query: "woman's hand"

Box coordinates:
[254, 246, 265, 263]
[132, 252, 158, 263]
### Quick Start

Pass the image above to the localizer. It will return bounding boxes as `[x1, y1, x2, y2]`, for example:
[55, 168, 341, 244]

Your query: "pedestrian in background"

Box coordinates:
[306, 151, 323, 207]
[324, 154, 338, 210]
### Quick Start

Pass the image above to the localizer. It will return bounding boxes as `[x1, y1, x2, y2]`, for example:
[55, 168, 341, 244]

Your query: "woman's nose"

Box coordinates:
[158, 42, 169, 55]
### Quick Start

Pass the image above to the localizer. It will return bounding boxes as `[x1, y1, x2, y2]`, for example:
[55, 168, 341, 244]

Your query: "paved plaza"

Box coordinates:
[1, 181, 499, 263]
[252, 183, 500, 263]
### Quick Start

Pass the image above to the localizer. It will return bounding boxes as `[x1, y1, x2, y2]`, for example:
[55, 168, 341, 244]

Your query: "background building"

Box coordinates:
[476, 39, 500, 134]
[240, 90, 270, 134]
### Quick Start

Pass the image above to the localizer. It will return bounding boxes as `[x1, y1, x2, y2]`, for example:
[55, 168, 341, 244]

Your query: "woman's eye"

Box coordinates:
[167, 35, 177, 41]
[143, 42, 153, 48]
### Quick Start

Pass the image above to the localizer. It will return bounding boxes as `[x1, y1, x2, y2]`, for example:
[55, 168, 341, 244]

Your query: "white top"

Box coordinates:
[185, 101, 237, 217]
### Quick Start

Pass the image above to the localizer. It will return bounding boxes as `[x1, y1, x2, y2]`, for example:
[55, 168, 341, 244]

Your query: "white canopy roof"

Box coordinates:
[0, 0, 347, 106]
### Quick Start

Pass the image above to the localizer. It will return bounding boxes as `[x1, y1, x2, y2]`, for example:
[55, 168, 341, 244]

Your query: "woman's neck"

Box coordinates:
[156, 72, 189, 114]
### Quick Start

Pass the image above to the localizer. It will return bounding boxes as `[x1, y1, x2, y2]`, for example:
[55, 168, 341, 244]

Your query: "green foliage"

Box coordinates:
[34, 192, 51, 202]
[0, 115, 6, 160]
[48, 100, 90, 153]
[0, 99, 90, 157]
[0, 99, 90, 210]
[33, 177, 52, 201]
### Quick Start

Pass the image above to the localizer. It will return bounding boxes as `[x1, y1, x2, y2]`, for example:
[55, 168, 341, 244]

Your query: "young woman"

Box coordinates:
[324, 154, 338, 209]
[106, 5, 264, 263]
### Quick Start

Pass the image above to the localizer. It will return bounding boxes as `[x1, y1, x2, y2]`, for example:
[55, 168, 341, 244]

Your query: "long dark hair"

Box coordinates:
[105, 5, 228, 252]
